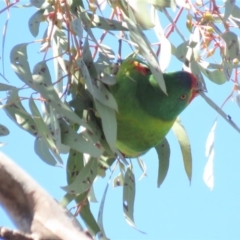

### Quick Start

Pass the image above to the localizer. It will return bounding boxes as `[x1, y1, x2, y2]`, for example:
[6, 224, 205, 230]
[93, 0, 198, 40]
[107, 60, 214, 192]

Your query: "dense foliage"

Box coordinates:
[1, 0, 240, 238]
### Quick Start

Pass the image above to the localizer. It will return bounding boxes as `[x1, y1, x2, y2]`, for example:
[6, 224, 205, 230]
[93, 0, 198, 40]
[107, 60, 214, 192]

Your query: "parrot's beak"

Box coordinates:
[195, 79, 206, 93]
[189, 75, 205, 102]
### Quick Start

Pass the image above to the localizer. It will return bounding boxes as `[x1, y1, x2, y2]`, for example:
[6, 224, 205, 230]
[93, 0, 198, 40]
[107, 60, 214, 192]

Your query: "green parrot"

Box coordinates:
[110, 58, 200, 157]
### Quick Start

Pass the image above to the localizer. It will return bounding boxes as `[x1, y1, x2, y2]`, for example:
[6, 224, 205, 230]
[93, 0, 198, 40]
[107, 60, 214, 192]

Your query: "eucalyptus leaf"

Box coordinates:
[124, 14, 167, 93]
[62, 157, 98, 194]
[61, 189, 100, 235]
[172, 118, 192, 183]
[174, 41, 188, 62]
[65, 149, 100, 235]
[34, 137, 58, 166]
[79, 196, 100, 236]
[52, 28, 68, 51]
[59, 119, 102, 158]
[77, 58, 118, 110]
[113, 172, 124, 187]
[95, 100, 117, 151]
[0, 83, 16, 91]
[221, 31, 240, 60]
[78, 7, 128, 31]
[136, 157, 147, 180]
[28, 9, 44, 37]
[128, 1, 155, 29]
[0, 124, 9, 136]
[44, 107, 69, 154]
[29, 97, 63, 164]
[203, 121, 217, 190]
[88, 186, 97, 203]
[123, 167, 136, 227]
[67, 149, 84, 184]
[32, 61, 88, 127]
[198, 61, 227, 84]
[98, 44, 116, 60]
[60, 193, 76, 207]
[10, 43, 35, 89]
[97, 174, 112, 240]
[223, 0, 235, 22]
[4, 89, 37, 136]
[159, 36, 172, 72]
[155, 138, 170, 187]
[71, 18, 83, 38]
[30, 0, 50, 8]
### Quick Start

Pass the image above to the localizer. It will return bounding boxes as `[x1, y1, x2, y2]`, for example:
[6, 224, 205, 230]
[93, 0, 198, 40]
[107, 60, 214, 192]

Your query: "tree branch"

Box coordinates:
[0, 152, 91, 240]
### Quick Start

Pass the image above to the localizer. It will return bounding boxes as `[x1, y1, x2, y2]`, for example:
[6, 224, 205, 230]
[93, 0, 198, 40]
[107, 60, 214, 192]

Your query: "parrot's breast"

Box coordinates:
[115, 111, 175, 157]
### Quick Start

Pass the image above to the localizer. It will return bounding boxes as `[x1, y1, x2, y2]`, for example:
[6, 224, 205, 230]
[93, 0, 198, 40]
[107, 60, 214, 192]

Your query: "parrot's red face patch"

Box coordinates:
[188, 73, 201, 103]
[131, 61, 149, 76]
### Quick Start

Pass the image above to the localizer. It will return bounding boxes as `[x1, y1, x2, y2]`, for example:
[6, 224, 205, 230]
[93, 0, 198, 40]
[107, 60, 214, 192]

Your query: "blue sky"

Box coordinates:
[1, 2, 240, 240]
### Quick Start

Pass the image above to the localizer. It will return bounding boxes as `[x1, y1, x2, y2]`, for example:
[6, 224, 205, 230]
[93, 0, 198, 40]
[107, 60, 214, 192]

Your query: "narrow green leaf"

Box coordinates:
[0, 83, 16, 91]
[99, 74, 117, 85]
[4, 89, 37, 136]
[123, 167, 136, 227]
[223, 0, 235, 21]
[52, 28, 68, 51]
[59, 119, 102, 158]
[78, 7, 128, 31]
[159, 36, 172, 72]
[128, 1, 154, 29]
[95, 99, 117, 151]
[67, 149, 84, 184]
[79, 196, 100, 236]
[188, 60, 206, 88]
[29, 97, 63, 164]
[124, 14, 167, 94]
[198, 61, 227, 84]
[60, 193, 75, 207]
[80, 121, 102, 146]
[172, 118, 192, 183]
[97, 155, 116, 177]
[155, 138, 170, 187]
[97, 175, 112, 240]
[189, 27, 200, 48]
[76, 58, 118, 110]
[71, 18, 83, 38]
[34, 138, 58, 166]
[174, 41, 188, 62]
[28, 9, 44, 37]
[221, 31, 239, 60]
[32, 61, 52, 84]
[113, 172, 124, 187]
[2, 14, 9, 78]
[62, 157, 98, 194]
[61, 189, 100, 235]
[136, 157, 147, 180]
[88, 186, 97, 203]
[30, 0, 50, 8]
[65, 149, 100, 235]
[203, 121, 217, 190]
[147, 0, 176, 8]
[10, 43, 36, 89]
[32, 61, 88, 128]
[98, 45, 116, 60]
[0, 124, 9, 136]
[231, 4, 240, 28]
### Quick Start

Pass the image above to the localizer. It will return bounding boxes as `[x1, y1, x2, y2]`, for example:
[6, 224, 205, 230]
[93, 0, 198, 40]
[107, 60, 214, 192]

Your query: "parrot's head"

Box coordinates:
[137, 70, 202, 121]
[167, 71, 201, 103]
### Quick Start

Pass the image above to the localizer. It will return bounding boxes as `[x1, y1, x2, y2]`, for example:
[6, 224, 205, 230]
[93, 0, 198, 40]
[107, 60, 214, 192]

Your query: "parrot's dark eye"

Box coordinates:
[180, 94, 187, 100]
